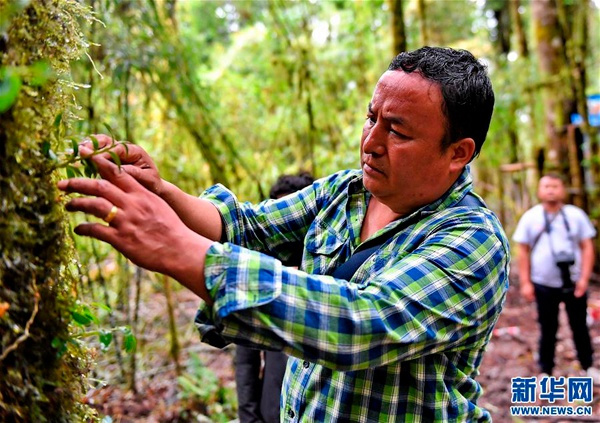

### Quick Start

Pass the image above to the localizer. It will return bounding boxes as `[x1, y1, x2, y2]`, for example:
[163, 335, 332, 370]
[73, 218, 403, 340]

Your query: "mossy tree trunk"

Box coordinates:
[0, 1, 97, 421]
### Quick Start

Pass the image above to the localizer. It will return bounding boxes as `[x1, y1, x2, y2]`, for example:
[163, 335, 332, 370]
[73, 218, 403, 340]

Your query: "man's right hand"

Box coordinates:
[80, 134, 164, 196]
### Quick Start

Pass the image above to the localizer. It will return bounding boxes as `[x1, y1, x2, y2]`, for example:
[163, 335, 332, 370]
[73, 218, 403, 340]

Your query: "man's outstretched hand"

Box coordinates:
[58, 149, 213, 303]
[81, 134, 164, 196]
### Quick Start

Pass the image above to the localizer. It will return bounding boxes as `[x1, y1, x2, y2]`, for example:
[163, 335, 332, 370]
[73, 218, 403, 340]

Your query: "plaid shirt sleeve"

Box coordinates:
[199, 170, 356, 265]
[197, 200, 508, 370]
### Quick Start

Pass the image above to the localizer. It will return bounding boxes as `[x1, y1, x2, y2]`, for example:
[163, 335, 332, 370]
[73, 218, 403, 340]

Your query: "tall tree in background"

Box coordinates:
[558, 0, 598, 212]
[532, 0, 572, 175]
[532, 0, 596, 213]
[509, 0, 528, 58]
[488, 0, 511, 55]
[389, 0, 406, 54]
[416, 0, 428, 46]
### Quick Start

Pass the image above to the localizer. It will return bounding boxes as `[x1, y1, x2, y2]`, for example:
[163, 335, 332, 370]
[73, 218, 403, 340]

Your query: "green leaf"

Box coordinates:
[71, 310, 94, 326]
[53, 113, 64, 141]
[70, 138, 79, 158]
[103, 122, 116, 140]
[120, 141, 129, 156]
[65, 165, 83, 178]
[117, 326, 137, 352]
[30, 61, 52, 86]
[89, 135, 99, 151]
[51, 337, 65, 349]
[109, 151, 121, 167]
[53, 113, 63, 128]
[123, 333, 137, 353]
[41, 141, 51, 156]
[71, 303, 99, 326]
[83, 159, 98, 178]
[51, 337, 67, 358]
[0, 69, 22, 113]
[99, 330, 113, 350]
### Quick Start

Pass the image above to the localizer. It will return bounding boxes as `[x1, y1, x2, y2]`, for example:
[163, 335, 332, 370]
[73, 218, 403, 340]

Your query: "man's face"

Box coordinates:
[360, 70, 460, 215]
[537, 176, 566, 204]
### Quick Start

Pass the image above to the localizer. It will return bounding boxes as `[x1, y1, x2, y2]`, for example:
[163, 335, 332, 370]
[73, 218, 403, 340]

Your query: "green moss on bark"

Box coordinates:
[1, 0, 98, 421]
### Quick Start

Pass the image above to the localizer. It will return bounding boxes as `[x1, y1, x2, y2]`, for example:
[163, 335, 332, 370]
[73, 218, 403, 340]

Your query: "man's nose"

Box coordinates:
[362, 123, 386, 156]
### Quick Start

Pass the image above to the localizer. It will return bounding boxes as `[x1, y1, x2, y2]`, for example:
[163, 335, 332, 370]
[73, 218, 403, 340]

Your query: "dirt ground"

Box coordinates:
[86, 271, 600, 422]
[477, 276, 600, 423]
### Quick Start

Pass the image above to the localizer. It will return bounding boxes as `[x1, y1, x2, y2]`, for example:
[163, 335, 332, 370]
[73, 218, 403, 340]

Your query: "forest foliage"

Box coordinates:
[1, 0, 600, 421]
[68, 0, 600, 231]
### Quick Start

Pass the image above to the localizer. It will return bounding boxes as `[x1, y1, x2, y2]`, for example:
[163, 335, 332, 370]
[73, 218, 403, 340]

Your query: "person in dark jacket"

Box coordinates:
[235, 172, 314, 423]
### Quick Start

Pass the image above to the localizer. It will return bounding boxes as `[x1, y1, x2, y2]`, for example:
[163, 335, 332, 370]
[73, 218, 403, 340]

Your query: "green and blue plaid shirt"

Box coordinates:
[196, 168, 509, 422]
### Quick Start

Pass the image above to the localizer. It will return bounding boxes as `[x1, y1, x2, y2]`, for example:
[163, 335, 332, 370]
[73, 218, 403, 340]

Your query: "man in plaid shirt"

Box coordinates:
[60, 46, 510, 421]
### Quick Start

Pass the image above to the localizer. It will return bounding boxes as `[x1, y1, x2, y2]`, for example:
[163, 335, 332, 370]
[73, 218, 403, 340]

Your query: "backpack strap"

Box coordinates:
[331, 193, 483, 281]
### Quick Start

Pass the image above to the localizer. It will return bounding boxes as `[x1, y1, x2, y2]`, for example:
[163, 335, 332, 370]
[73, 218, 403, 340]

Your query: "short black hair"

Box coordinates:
[541, 173, 566, 184]
[388, 46, 495, 160]
[269, 171, 315, 199]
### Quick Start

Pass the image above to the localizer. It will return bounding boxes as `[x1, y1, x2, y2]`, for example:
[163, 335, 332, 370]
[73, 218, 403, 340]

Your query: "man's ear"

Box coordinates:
[449, 138, 476, 172]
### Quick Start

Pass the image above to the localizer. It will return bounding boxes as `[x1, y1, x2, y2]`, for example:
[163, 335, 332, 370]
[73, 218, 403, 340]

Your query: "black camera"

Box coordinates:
[555, 251, 575, 268]
[555, 252, 575, 292]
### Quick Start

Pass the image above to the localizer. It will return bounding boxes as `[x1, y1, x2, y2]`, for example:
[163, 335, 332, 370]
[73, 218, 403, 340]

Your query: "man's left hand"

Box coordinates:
[574, 278, 589, 298]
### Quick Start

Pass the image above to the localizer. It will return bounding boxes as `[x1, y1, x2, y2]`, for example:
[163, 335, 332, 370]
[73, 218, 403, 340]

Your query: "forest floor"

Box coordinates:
[85, 270, 600, 423]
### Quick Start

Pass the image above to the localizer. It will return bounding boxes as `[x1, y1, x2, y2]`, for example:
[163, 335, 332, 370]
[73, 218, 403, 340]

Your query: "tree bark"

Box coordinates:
[416, 0, 428, 46]
[531, 0, 571, 177]
[509, 0, 528, 57]
[0, 1, 96, 420]
[389, 0, 406, 55]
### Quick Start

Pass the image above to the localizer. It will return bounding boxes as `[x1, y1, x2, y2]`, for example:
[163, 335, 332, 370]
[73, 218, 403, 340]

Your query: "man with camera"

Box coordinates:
[514, 173, 598, 381]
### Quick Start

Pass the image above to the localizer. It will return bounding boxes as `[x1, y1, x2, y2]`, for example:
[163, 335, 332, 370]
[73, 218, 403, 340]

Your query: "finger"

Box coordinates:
[88, 137, 141, 166]
[88, 154, 145, 194]
[79, 134, 115, 154]
[73, 222, 120, 245]
[65, 197, 118, 223]
[80, 135, 139, 166]
[58, 177, 127, 206]
[95, 143, 146, 169]
[78, 145, 94, 158]
[82, 134, 114, 148]
[120, 164, 145, 180]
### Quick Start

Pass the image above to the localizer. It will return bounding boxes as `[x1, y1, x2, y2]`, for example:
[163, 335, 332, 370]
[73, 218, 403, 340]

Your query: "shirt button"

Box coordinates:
[303, 360, 310, 368]
[288, 408, 295, 418]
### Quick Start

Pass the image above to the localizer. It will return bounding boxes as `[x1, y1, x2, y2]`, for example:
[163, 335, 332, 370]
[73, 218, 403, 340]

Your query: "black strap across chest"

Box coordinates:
[331, 193, 484, 281]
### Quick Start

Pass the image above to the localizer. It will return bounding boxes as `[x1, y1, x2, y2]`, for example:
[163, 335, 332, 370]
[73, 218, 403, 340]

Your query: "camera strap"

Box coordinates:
[532, 208, 571, 254]
[530, 213, 558, 254]
[542, 208, 573, 254]
[543, 208, 571, 234]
